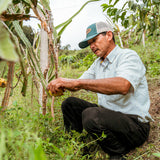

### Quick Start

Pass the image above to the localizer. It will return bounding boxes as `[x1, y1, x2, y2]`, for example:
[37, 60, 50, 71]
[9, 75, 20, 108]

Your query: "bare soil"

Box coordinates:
[128, 78, 160, 159]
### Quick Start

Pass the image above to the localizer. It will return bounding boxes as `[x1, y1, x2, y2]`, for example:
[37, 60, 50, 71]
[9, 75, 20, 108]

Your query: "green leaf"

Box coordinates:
[58, 19, 72, 38]
[12, 21, 31, 49]
[12, 100, 18, 107]
[121, 11, 126, 21]
[122, 1, 128, 10]
[153, 0, 160, 4]
[0, 0, 12, 14]
[107, 8, 112, 16]
[144, 14, 150, 26]
[129, 14, 134, 25]
[137, 20, 141, 29]
[101, 4, 109, 12]
[0, 22, 18, 62]
[40, 0, 50, 10]
[153, 152, 160, 158]
[113, 8, 118, 16]
[132, 4, 137, 12]
[12, 0, 21, 5]
[122, 19, 129, 28]
[128, 0, 134, 8]
[52, 145, 64, 158]
[29, 143, 48, 160]
[113, 0, 119, 6]
[22, 0, 30, 4]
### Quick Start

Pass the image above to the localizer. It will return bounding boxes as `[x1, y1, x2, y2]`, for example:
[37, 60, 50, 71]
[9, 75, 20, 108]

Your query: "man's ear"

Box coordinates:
[106, 31, 113, 41]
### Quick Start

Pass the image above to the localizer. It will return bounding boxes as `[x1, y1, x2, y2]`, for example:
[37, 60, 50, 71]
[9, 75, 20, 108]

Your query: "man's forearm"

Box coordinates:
[76, 77, 131, 95]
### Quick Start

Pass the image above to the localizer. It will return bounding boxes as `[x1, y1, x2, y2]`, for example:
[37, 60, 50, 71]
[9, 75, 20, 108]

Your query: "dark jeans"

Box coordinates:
[61, 97, 150, 156]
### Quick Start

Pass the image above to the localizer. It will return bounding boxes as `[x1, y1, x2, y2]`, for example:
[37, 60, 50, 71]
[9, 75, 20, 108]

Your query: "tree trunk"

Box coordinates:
[39, 28, 48, 115]
[1, 62, 15, 110]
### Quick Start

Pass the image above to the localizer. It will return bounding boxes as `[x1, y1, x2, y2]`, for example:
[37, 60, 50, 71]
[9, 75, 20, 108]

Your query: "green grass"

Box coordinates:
[129, 39, 160, 78]
[0, 67, 100, 160]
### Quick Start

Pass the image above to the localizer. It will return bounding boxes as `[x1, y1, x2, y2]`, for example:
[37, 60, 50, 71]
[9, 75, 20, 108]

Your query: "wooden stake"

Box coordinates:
[1, 62, 15, 110]
[51, 96, 55, 122]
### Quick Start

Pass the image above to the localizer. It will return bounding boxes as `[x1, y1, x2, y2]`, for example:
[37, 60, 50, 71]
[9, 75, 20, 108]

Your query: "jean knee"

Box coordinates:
[82, 107, 100, 132]
[61, 97, 75, 111]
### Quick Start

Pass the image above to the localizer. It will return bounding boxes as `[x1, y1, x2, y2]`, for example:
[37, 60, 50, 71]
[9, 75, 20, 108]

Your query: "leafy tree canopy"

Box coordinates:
[101, 0, 160, 37]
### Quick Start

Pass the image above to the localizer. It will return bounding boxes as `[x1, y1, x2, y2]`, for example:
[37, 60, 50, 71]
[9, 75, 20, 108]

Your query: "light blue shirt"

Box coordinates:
[79, 45, 152, 122]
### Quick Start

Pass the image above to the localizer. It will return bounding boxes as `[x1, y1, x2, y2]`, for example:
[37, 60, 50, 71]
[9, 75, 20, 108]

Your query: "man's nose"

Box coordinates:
[90, 42, 95, 50]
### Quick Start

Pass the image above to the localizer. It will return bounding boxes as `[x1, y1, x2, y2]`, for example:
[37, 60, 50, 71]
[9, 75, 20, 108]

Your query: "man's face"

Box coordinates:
[88, 31, 112, 59]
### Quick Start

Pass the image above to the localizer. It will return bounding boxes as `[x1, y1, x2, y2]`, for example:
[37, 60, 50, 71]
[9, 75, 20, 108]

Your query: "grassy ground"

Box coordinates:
[1, 37, 160, 159]
[0, 64, 160, 160]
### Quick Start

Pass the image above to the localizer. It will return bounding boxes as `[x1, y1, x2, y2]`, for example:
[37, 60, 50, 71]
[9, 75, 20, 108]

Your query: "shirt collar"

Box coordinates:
[99, 45, 119, 67]
[107, 45, 119, 63]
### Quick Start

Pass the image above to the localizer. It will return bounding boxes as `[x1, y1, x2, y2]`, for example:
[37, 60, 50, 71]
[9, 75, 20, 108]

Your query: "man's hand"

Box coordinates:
[47, 78, 80, 96]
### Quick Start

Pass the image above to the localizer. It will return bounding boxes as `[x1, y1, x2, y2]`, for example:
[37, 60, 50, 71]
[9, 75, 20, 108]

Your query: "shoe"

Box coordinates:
[109, 155, 126, 160]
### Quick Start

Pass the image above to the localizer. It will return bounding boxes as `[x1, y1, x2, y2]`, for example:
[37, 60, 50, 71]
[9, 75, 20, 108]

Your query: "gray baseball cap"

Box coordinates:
[78, 21, 113, 49]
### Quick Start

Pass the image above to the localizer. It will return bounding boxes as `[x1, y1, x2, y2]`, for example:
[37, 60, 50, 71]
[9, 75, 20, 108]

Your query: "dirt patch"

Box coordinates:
[148, 78, 160, 158]
[128, 78, 160, 159]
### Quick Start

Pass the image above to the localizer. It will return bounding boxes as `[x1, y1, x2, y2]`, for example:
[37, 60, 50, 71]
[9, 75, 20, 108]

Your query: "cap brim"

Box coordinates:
[78, 33, 99, 49]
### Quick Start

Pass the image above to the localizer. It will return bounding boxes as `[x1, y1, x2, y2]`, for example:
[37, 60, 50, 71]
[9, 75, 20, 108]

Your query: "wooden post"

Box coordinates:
[1, 62, 15, 110]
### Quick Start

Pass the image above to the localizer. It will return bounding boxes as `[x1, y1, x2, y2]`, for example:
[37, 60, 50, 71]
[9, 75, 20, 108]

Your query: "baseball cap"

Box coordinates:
[78, 21, 114, 49]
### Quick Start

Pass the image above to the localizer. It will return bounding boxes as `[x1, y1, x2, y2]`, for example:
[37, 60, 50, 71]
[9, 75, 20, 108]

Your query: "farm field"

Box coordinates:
[0, 50, 160, 159]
